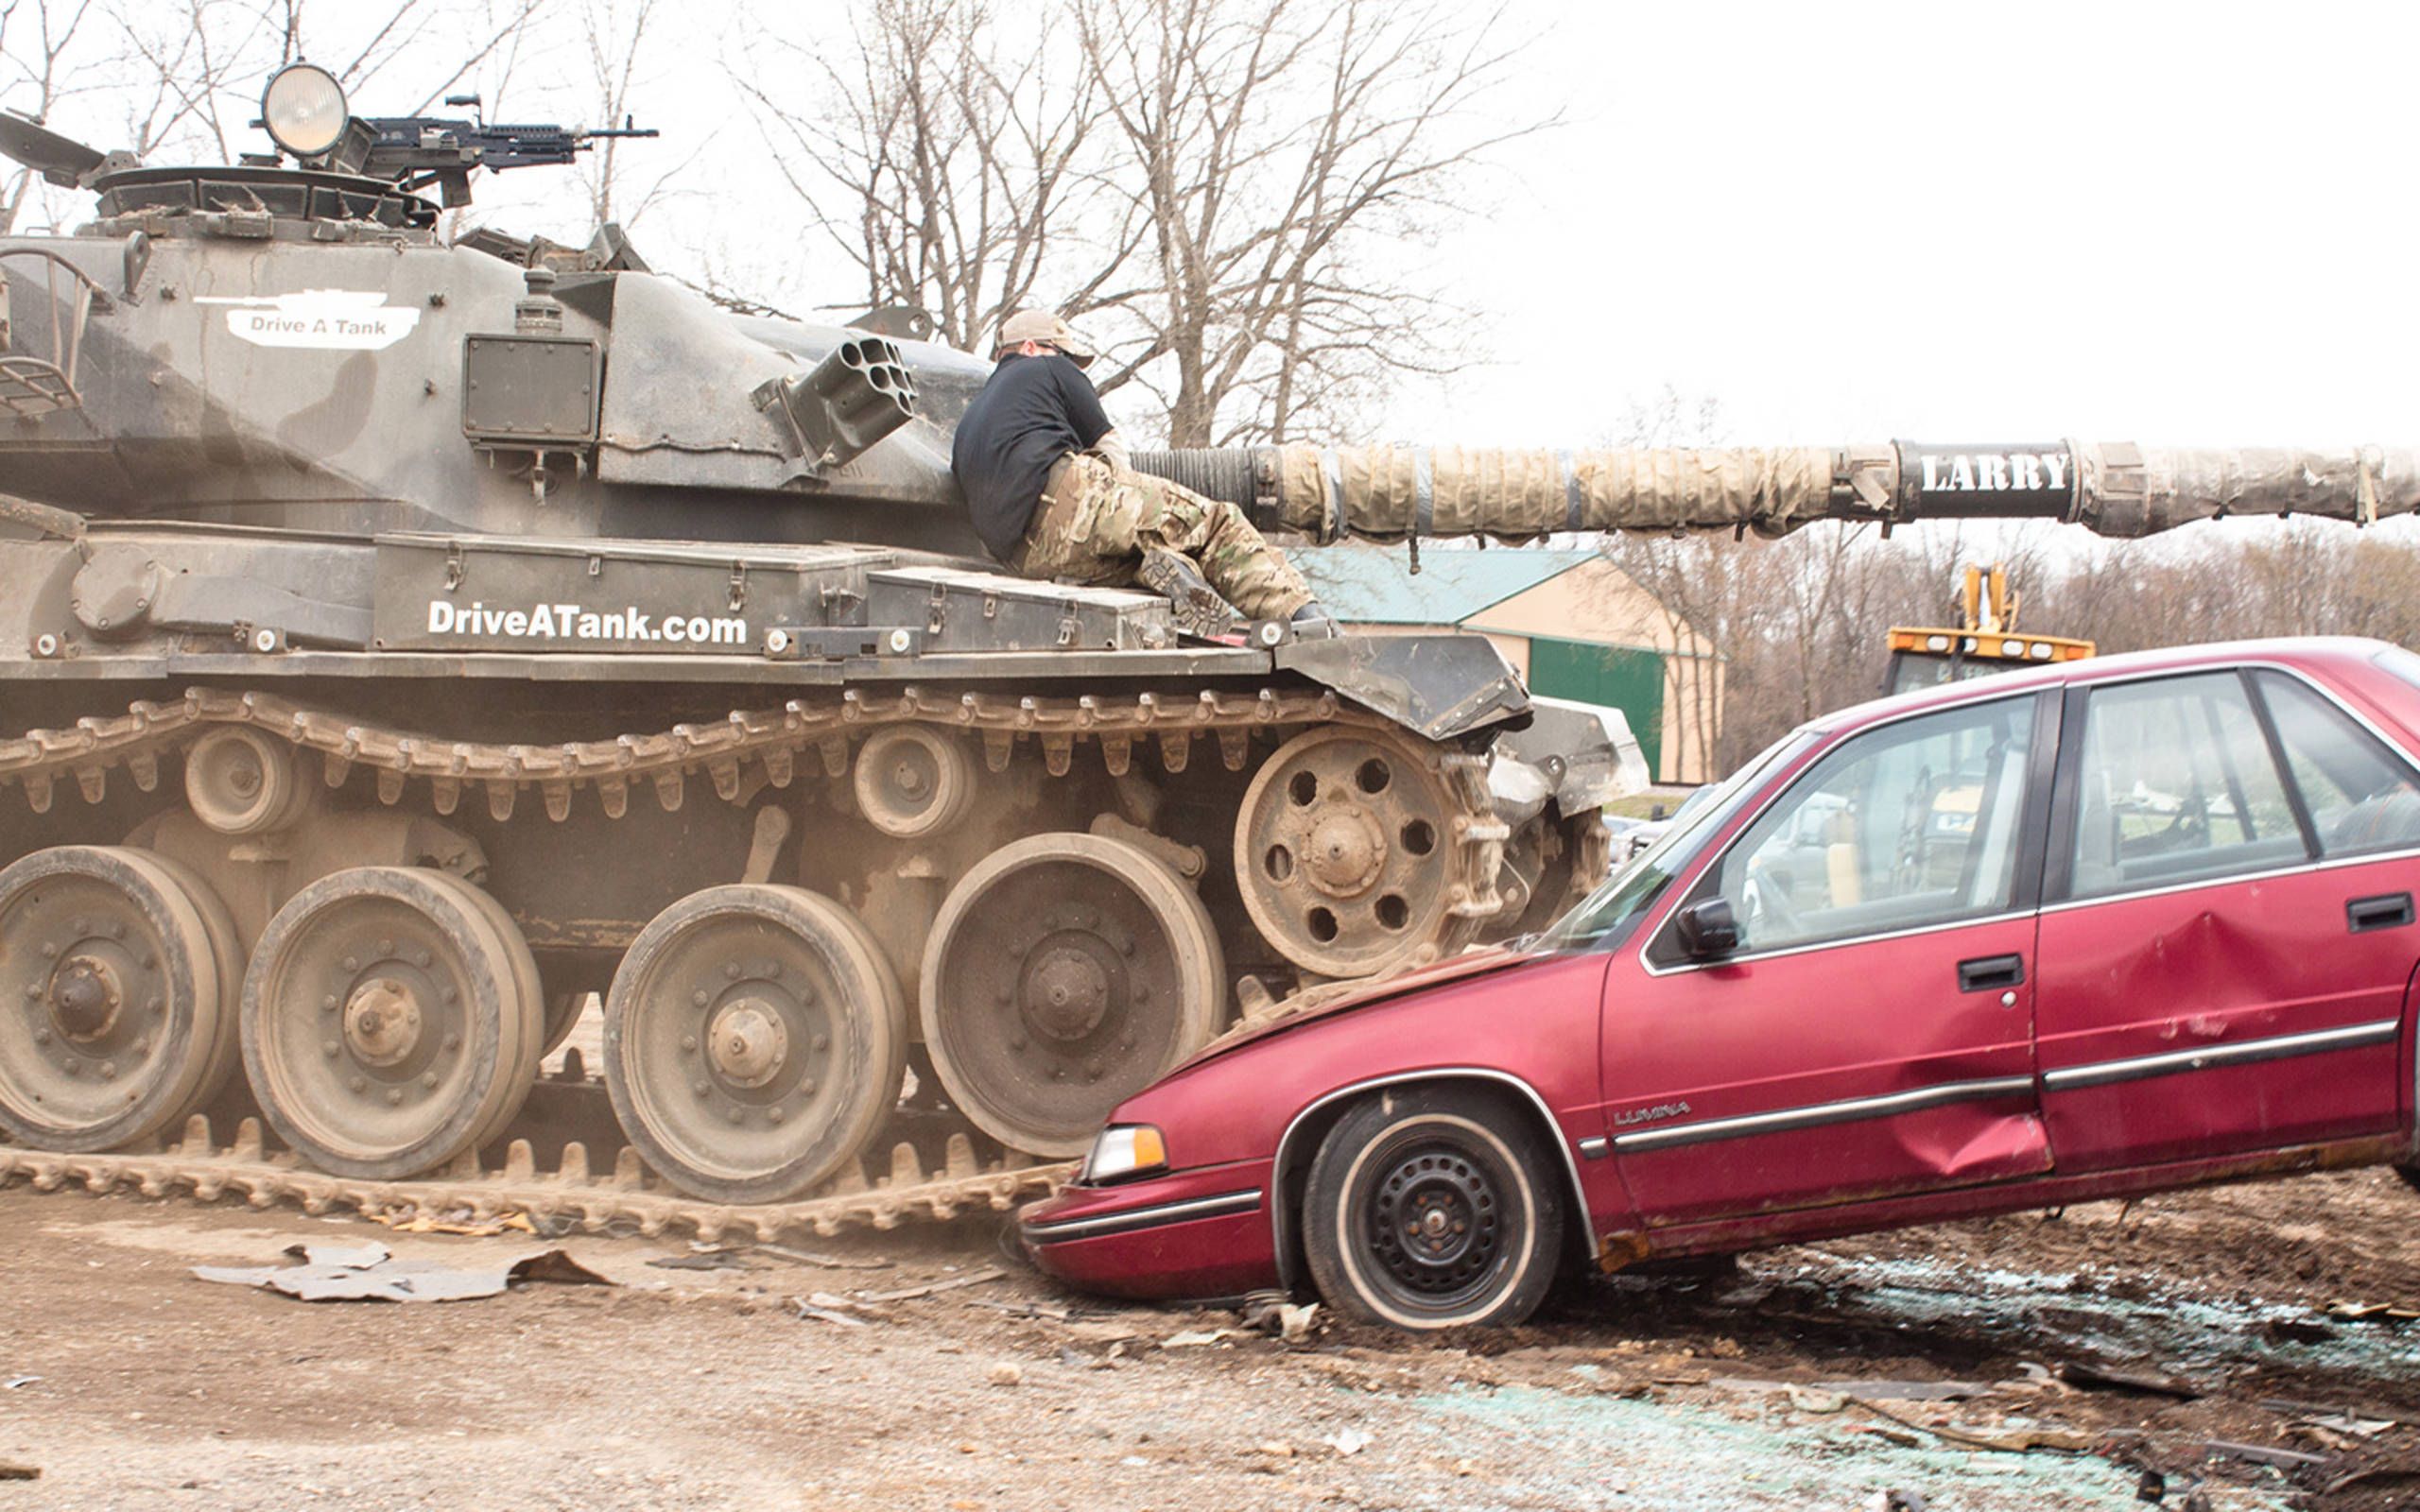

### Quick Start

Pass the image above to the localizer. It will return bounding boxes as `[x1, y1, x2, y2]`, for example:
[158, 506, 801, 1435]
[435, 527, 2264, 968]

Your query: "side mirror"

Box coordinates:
[1674, 897, 1738, 959]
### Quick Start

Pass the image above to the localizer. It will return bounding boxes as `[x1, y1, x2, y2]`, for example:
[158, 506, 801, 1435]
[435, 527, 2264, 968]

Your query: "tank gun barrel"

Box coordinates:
[1132, 440, 2420, 541]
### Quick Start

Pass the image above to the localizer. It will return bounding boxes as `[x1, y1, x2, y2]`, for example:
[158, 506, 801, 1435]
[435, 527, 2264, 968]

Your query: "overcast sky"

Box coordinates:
[1403, 2, 2420, 452]
[18, 1, 2415, 456]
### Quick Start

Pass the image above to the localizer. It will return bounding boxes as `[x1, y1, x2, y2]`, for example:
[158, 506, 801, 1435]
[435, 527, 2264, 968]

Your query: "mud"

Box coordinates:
[2, 1165, 2415, 1510]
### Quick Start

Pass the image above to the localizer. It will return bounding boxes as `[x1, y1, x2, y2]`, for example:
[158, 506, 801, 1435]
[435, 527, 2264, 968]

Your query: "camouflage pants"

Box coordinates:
[1011, 454, 1313, 620]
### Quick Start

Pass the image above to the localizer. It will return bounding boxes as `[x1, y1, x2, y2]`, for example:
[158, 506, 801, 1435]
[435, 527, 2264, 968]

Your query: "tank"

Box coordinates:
[3, 81, 2411, 1239]
[0, 80, 1639, 1233]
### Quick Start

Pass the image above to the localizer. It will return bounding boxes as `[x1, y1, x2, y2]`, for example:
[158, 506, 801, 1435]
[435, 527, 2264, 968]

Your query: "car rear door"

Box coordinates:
[2033, 666, 2420, 1172]
[1603, 689, 2058, 1228]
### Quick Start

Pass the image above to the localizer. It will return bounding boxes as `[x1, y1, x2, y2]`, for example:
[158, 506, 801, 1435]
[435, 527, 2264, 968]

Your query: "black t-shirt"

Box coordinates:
[950, 352, 1114, 558]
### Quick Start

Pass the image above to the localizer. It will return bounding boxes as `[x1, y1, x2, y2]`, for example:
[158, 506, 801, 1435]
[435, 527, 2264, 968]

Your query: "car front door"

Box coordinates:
[2034, 666, 2420, 1171]
[1603, 690, 2057, 1228]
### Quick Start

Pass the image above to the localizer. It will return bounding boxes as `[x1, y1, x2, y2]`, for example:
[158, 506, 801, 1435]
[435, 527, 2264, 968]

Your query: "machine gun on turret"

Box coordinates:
[251, 61, 656, 207]
[331, 112, 659, 208]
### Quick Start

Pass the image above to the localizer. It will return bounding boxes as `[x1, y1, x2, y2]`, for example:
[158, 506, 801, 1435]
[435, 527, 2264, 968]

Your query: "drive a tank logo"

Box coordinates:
[194, 289, 422, 351]
[1917, 449, 2071, 492]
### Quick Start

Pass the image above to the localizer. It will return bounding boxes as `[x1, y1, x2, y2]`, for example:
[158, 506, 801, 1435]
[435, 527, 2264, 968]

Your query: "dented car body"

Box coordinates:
[1023, 637, 2420, 1326]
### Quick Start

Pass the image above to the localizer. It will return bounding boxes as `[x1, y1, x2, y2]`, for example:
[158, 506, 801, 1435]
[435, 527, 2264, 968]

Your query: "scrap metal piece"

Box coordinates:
[192, 1242, 610, 1302]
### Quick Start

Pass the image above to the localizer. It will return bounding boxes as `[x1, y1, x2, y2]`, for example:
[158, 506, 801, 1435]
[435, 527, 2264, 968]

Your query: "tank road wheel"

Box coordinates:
[1236, 727, 1481, 979]
[0, 846, 243, 1151]
[453, 884, 550, 1151]
[240, 868, 541, 1180]
[920, 834, 1223, 1158]
[853, 726, 977, 839]
[604, 886, 908, 1204]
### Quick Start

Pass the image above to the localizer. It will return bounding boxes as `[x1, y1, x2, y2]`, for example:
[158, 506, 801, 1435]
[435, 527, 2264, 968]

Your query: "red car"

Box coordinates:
[1022, 637, 2420, 1328]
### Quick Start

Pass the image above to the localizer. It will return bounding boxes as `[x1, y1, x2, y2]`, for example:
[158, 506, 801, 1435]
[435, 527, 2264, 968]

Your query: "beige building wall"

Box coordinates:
[1324, 558, 1724, 783]
[1463, 558, 1716, 661]
[1467, 558, 1724, 784]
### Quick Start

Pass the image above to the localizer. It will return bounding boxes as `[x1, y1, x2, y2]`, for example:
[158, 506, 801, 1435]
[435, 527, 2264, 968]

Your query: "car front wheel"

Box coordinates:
[1303, 1086, 1564, 1330]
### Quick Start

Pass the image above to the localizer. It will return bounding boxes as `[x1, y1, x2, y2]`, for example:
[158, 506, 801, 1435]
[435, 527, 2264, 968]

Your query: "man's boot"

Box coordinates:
[1138, 548, 1238, 638]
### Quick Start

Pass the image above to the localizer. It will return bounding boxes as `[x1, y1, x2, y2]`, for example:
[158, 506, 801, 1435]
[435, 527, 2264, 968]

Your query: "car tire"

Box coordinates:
[1303, 1086, 1564, 1330]
[2396, 1163, 2420, 1197]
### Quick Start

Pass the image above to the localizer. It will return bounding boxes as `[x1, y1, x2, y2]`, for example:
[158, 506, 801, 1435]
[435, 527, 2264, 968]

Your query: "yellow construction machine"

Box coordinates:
[1884, 563, 2095, 696]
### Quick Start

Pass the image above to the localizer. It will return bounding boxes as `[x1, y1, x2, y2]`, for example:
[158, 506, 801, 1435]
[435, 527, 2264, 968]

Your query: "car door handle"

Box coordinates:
[2347, 892, 2414, 934]
[1957, 954, 2025, 993]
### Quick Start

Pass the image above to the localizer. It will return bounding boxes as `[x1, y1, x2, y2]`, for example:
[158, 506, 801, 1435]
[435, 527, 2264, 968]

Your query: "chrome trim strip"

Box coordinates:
[2042, 1019, 2402, 1092]
[1268, 1068, 1593, 1292]
[1613, 1074, 2036, 1154]
[2038, 843, 2420, 917]
[1023, 1188, 1264, 1242]
[1577, 1136, 1610, 1160]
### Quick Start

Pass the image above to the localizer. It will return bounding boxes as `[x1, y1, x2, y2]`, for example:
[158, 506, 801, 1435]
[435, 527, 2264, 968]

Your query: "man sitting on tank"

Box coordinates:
[950, 309, 1333, 637]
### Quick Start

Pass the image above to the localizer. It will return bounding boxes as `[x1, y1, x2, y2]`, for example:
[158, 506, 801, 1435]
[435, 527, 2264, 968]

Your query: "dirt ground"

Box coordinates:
[3, 1164, 2417, 1512]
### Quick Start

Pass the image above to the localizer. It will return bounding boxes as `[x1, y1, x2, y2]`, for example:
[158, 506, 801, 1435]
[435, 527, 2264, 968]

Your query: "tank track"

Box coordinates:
[0, 680, 1508, 1238]
[2, 1112, 1072, 1242]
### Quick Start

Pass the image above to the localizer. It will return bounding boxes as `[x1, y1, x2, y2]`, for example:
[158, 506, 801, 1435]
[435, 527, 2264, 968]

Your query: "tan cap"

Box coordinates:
[994, 308, 1097, 366]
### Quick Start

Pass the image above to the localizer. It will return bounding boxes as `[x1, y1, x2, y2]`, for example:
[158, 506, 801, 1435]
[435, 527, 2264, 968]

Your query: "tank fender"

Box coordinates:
[1272, 631, 1528, 741]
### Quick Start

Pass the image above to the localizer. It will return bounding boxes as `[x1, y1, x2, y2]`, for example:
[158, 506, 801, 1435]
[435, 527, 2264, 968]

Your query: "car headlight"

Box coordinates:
[1082, 1124, 1167, 1183]
[261, 63, 349, 159]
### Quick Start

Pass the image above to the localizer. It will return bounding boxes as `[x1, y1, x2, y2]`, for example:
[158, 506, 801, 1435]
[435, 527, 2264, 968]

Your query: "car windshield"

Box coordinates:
[1540, 730, 1814, 951]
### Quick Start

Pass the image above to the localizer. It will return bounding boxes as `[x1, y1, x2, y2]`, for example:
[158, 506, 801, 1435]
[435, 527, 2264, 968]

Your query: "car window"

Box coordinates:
[1545, 731, 1813, 951]
[1710, 696, 2035, 954]
[2066, 673, 2301, 901]
[2253, 671, 2420, 858]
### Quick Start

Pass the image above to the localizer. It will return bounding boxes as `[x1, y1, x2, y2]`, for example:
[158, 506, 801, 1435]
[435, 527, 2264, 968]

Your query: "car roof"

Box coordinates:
[1811, 634, 2398, 740]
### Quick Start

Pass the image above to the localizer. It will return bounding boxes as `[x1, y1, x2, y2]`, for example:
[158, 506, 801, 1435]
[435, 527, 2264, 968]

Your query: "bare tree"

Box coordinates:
[741, 0, 1120, 352]
[0, 0, 99, 232]
[1073, 0, 1547, 445]
[745, 0, 1547, 443]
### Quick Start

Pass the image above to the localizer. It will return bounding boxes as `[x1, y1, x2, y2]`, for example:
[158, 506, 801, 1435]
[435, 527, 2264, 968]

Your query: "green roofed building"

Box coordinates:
[1291, 545, 1721, 783]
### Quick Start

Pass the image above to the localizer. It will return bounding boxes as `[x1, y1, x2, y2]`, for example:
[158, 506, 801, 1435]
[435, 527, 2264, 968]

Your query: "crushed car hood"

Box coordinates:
[1175, 946, 1535, 1071]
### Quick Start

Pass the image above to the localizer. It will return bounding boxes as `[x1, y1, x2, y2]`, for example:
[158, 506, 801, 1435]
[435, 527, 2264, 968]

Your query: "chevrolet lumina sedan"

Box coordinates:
[1022, 637, 2420, 1329]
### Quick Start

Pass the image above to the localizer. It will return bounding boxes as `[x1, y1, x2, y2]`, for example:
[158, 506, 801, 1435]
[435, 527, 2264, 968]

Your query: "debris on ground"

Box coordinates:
[2322, 1298, 2420, 1323]
[753, 1244, 893, 1270]
[2200, 1439, 2329, 1470]
[3, 1374, 38, 1389]
[1322, 1428, 1373, 1456]
[2056, 1361, 2204, 1400]
[646, 1250, 751, 1272]
[1161, 1327, 1236, 1349]
[0, 1462, 38, 1482]
[1238, 1294, 1320, 1342]
[193, 1243, 612, 1303]
[856, 1266, 1005, 1303]
[987, 1362, 1023, 1387]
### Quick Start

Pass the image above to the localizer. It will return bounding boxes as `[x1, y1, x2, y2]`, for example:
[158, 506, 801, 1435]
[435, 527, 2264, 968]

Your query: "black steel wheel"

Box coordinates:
[604, 885, 907, 1204]
[1304, 1086, 1564, 1329]
[0, 846, 243, 1151]
[240, 868, 540, 1179]
[921, 833, 1223, 1157]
